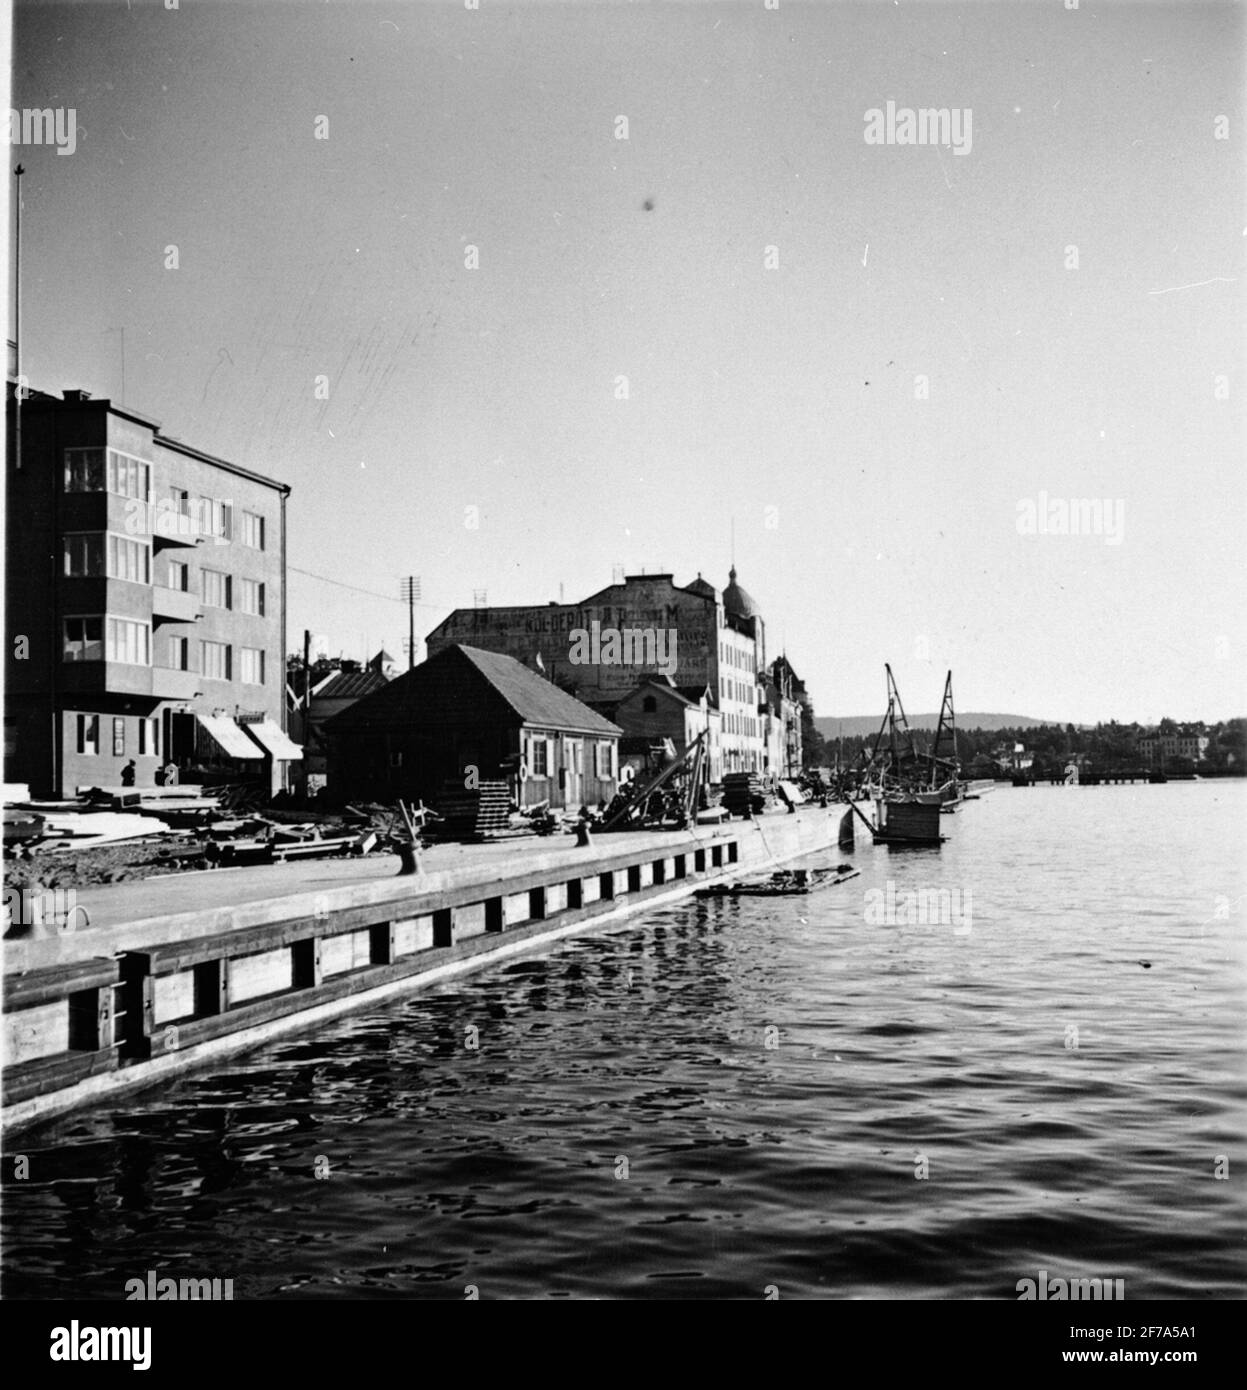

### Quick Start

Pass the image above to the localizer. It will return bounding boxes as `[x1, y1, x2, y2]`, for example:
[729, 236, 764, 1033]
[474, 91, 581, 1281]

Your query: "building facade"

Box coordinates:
[1137, 732, 1209, 768]
[5, 382, 295, 796]
[613, 677, 722, 783]
[425, 567, 786, 777]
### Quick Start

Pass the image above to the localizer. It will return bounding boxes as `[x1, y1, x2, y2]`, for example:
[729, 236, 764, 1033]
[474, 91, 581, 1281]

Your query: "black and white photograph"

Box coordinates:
[1, 0, 1244, 1344]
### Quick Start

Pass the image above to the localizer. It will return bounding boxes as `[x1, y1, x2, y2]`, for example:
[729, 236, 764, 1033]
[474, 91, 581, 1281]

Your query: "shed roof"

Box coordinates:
[324, 644, 623, 737]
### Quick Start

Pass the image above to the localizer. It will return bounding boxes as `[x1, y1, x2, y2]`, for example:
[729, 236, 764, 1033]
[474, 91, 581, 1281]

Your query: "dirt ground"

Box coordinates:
[3, 839, 210, 892]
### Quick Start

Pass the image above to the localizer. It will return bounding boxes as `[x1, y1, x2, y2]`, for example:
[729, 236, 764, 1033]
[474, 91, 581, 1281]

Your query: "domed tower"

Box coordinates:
[722, 566, 765, 667]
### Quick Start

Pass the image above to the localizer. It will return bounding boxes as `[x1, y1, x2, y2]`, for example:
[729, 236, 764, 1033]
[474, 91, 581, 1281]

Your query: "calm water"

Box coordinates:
[4, 783, 1245, 1300]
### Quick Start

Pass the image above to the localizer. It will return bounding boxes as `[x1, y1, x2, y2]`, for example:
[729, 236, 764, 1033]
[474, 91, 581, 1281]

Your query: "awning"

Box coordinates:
[196, 714, 264, 760]
[243, 718, 303, 761]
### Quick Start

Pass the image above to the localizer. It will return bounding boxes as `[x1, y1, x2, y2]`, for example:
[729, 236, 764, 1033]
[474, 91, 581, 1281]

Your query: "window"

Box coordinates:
[167, 634, 189, 670]
[237, 578, 265, 616]
[642, 695, 657, 713]
[239, 647, 265, 685]
[200, 498, 232, 542]
[64, 617, 104, 661]
[171, 488, 190, 517]
[595, 741, 614, 778]
[76, 714, 100, 756]
[64, 449, 105, 492]
[64, 533, 104, 576]
[106, 450, 150, 501]
[113, 717, 126, 757]
[107, 617, 150, 666]
[531, 738, 549, 777]
[167, 559, 189, 592]
[108, 534, 150, 584]
[240, 511, 265, 549]
[201, 569, 232, 610]
[201, 640, 230, 680]
[138, 716, 160, 756]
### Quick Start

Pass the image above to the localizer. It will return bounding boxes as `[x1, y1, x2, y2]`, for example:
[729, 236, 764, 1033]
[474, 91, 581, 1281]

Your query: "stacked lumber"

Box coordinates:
[24, 809, 174, 851]
[431, 779, 511, 839]
[721, 772, 766, 817]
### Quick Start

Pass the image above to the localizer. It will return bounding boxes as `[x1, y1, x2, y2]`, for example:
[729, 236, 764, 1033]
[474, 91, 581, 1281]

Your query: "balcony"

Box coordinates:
[151, 586, 201, 624]
[152, 667, 201, 700]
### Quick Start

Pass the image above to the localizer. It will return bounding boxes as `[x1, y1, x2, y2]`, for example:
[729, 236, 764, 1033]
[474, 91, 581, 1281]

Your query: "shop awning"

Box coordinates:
[243, 718, 303, 761]
[196, 714, 264, 760]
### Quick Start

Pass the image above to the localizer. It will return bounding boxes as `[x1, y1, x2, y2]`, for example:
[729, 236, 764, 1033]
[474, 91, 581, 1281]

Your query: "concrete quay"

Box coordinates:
[3, 806, 848, 1133]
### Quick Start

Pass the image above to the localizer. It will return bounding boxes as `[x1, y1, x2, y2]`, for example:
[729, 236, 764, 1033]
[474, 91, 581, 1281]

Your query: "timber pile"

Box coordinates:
[430, 779, 511, 839]
[721, 772, 767, 817]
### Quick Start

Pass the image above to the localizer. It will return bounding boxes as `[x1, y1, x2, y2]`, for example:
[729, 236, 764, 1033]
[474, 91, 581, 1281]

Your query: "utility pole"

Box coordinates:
[13, 163, 24, 469]
[400, 576, 421, 669]
[303, 629, 311, 727]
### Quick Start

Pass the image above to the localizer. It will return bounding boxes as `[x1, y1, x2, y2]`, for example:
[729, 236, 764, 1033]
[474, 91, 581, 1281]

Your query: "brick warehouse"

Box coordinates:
[4, 379, 298, 797]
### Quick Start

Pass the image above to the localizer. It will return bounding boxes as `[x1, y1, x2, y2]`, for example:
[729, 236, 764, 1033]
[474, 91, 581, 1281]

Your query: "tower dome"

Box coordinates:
[722, 565, 761, 621]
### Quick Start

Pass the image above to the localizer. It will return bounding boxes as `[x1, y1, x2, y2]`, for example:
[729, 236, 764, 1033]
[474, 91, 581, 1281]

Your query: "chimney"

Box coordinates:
[62, 389, 92, 402]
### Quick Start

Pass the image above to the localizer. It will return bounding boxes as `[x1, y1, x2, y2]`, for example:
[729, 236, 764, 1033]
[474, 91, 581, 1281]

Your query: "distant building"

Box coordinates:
[766, 657, 805, 777]
[1138, 732, 1209, 767]
[992, 741, 1033, 772]
[323, 643, 622, 810]
[613, 676, 722, 783]
[5, 380, 297, 796]
[426, 567, 776, 775]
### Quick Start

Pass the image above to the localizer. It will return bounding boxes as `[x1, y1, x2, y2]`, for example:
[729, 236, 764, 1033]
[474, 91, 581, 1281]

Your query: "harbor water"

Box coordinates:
[4, 782, 1245, 1299]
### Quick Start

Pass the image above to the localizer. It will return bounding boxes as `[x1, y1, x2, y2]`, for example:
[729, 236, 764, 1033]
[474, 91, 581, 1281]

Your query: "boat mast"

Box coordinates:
[929, 670, 956, 786]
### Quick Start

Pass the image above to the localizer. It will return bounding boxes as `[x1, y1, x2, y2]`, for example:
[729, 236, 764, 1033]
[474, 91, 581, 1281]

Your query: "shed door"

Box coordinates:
[564, 737, 583, 806]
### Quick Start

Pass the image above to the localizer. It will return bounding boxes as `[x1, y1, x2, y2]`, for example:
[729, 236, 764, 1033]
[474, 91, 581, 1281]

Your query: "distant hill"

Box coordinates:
[814, 713, 1053, 739]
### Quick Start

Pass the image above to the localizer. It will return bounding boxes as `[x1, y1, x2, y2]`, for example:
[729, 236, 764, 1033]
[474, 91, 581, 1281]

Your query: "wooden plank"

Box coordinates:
[4, 957, 120, 1010]
[2, 1047, 120, 1105]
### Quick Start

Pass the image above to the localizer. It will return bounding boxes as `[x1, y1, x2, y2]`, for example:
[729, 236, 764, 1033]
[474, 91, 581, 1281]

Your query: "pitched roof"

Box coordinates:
[325, 644, 622, 736]
[677, 684, 716, 707]
[618, 679, 693, 709]
[314, 668, 390, 700]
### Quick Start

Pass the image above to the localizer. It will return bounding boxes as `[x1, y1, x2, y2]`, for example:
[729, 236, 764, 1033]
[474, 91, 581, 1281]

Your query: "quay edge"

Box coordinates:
[2, 805, 853, 1134]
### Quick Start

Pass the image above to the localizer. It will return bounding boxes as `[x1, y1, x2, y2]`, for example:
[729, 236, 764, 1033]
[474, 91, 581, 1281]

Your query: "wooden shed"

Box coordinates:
[322, 643, 622, 810]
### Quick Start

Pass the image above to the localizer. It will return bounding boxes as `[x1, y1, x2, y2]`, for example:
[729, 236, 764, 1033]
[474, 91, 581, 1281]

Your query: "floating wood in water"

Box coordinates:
[694, 866, 860, 898]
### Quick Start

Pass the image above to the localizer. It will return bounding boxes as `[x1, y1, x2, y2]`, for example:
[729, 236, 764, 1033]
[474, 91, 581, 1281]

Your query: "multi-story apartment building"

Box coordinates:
[425, 568, 785, 776]
[5, 381, 296, 796]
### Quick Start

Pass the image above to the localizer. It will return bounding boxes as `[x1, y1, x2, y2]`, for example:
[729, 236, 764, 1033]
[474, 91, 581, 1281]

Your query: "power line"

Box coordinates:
[288, 565, 444, 609]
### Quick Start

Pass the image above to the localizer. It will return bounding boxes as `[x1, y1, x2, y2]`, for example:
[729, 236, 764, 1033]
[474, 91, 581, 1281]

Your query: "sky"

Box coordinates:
[5, 0, 1245, 723]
